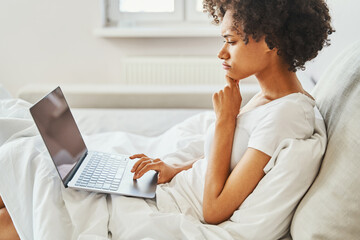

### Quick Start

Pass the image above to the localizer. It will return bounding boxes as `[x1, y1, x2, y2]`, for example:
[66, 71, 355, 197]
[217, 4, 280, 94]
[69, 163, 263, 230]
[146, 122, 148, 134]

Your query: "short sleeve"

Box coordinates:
[248, 102, 313, 157]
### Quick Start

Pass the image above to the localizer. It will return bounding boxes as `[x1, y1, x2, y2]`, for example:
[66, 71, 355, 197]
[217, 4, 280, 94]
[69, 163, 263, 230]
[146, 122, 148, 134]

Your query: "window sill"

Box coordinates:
[93, 26, 220, 38]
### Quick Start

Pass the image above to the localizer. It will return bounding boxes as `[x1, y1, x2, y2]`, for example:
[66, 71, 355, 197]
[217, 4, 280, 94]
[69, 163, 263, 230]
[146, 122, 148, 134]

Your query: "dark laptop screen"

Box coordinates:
[30, 87, 87, 181]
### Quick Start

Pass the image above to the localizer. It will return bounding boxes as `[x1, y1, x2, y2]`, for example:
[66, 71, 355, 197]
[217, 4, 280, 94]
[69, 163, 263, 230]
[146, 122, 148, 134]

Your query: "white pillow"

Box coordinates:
[291, 41, 360, 239]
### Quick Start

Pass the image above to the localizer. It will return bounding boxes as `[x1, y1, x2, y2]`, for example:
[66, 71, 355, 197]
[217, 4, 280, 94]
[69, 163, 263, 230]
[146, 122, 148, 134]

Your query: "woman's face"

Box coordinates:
[218, 10, 273, 81]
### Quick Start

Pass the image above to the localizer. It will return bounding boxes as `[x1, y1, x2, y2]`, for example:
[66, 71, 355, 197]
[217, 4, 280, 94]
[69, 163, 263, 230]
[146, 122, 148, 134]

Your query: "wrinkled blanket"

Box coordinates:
[0, 94, 326, 240]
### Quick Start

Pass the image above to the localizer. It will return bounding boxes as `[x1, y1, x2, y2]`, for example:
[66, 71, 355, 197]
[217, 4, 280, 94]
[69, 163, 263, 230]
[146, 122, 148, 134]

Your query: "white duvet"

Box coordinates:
[0, 89, 327, 240]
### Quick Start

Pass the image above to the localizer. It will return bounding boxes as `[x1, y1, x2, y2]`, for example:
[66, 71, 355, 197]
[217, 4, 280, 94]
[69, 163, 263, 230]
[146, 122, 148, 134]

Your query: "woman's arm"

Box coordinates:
[203, 145, 271, 224]
[172, 157, 201, 172]
[203, 76, 271, 224]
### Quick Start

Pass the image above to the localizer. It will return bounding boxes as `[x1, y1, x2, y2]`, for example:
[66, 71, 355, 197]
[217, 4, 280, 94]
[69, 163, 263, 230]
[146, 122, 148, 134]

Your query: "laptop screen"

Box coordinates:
[30, 87, 87, 181]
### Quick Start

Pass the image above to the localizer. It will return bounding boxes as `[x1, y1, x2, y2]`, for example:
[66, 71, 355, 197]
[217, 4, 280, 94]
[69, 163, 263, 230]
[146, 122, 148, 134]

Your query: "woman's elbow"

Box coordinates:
[204, 216, 224, 225]
[203, 205, 228, 225]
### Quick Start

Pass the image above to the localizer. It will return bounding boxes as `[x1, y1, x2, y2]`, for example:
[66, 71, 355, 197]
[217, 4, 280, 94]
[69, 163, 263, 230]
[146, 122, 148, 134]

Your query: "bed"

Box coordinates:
[0, 80, 325, 240]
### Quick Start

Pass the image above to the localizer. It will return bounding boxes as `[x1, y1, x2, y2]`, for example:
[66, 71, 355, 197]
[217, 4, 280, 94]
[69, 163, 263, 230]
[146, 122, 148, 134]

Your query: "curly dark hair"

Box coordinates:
[203, 0, 335, 72]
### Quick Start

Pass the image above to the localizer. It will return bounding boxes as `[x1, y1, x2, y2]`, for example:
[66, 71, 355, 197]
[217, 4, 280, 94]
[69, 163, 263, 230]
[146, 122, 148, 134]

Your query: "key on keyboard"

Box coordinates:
[75, 152, 129, 191]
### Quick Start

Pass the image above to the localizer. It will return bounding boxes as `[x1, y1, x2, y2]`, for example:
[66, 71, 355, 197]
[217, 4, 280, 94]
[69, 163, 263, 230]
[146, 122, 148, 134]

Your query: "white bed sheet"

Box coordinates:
[72, 108, 209, 137]
[0, 96, 218, 240]
[0, 87, 325, 240]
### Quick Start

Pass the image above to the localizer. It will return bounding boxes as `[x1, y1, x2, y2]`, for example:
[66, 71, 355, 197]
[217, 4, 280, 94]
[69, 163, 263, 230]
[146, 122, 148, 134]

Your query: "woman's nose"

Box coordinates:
[217, 46, 229, 60]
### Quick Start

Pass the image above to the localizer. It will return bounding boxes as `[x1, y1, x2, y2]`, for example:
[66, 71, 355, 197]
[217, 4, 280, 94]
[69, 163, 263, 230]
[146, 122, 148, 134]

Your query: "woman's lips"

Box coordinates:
[222, 62, 231, 70]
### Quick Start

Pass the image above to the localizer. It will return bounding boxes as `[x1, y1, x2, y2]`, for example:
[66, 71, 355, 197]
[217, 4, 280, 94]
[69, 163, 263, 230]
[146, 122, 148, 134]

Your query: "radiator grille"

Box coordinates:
[120, 57, 226, 85]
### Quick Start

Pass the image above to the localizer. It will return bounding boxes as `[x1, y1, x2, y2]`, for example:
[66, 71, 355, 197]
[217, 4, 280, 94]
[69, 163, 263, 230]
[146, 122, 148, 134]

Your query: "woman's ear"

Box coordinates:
[258, 37, 272, 53]
[267, 47, 278, 56]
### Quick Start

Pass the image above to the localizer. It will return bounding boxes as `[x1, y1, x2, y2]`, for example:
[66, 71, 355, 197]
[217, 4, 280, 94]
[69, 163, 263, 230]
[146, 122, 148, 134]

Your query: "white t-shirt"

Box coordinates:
[166, 93, 320, 239]
[204, 92, 316, 172]
[168, 92, 317, 223]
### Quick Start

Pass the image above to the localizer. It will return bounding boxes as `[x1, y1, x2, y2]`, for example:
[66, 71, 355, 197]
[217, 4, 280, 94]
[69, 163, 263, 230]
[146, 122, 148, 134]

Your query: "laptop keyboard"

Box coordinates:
[75, 152, 129, 191]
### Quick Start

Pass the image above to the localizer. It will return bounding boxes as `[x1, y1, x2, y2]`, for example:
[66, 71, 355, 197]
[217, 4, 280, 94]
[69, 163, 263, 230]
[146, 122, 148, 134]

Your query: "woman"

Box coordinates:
[0, 0, 333, 238]
[130, 0, 333, 225]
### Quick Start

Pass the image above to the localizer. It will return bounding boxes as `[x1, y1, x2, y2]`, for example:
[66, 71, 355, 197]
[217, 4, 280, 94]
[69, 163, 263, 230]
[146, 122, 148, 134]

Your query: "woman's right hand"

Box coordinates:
[130, 154, 179, 184]
[212, 75, 242, 121]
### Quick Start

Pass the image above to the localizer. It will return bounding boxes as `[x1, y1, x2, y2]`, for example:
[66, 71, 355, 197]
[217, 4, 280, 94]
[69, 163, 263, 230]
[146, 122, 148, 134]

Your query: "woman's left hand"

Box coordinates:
[130, 154, 179, 184]
[212, 75, 242, 121]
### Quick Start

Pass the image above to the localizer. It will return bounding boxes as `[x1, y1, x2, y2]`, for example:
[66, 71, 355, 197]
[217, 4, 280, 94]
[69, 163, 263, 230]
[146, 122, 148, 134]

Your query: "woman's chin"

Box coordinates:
[227, 71, 252, 82]
[225, 71, 236, 79]
[226, 73, 244, 82]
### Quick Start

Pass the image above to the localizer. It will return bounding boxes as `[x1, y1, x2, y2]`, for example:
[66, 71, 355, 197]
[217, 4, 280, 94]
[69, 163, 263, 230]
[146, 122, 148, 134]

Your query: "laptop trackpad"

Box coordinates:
[117, 161, 158, 199]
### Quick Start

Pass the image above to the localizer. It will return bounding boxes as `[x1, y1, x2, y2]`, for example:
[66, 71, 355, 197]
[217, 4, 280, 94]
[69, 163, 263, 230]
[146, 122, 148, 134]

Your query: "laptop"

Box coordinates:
[30, 86, 157, 198]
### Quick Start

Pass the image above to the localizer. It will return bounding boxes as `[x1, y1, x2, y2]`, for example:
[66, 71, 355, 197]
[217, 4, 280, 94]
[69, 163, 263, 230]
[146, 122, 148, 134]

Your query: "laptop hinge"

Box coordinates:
[64, 151, 88, 187]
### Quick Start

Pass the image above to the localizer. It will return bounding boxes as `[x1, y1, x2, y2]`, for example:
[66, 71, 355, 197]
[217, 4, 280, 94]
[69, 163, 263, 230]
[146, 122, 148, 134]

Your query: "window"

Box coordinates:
[119, 0, 175, 13]
[96, 0, 219, 37]
[186, 0, 209, 21]
[106, 0, 210, 27]
[117, 0, 183, 24]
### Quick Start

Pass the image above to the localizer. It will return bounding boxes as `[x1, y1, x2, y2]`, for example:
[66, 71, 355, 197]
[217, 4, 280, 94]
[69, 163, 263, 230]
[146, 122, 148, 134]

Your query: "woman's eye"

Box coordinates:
[223, 40, 236, 45]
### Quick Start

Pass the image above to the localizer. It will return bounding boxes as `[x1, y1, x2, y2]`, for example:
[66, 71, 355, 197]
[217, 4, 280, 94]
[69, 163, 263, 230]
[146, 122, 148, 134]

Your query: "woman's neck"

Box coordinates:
[254, 60, 305, 101]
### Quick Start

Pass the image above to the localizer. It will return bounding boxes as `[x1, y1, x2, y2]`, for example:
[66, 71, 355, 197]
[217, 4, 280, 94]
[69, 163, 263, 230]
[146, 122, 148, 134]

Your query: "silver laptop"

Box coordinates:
[30, 86, 157, 198]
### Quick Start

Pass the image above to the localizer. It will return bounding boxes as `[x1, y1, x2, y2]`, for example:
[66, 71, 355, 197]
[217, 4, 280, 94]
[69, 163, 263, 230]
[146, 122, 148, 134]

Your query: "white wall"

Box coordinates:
[1, 0, 359, 96]
[304, 0, 360, 82]
[0, 0, 221, 96]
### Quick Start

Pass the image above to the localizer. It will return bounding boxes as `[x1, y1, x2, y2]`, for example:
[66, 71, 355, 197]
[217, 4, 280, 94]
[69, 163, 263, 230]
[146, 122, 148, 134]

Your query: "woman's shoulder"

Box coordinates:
[266, 92, 315, 118]
[239, 92, 316, 132]
[259, 93, 316, 138]
[246, 93, 316, 157]
[273, 92, 315, 111]
[241, 92, 314, 116]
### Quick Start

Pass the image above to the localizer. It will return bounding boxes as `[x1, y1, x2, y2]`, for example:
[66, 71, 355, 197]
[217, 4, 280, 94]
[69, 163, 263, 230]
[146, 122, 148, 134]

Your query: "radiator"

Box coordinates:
[120, 56, 231, 85]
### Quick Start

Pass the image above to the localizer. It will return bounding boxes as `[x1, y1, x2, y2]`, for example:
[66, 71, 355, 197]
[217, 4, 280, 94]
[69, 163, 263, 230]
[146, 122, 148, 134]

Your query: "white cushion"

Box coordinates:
[291, 41, 360, 239]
